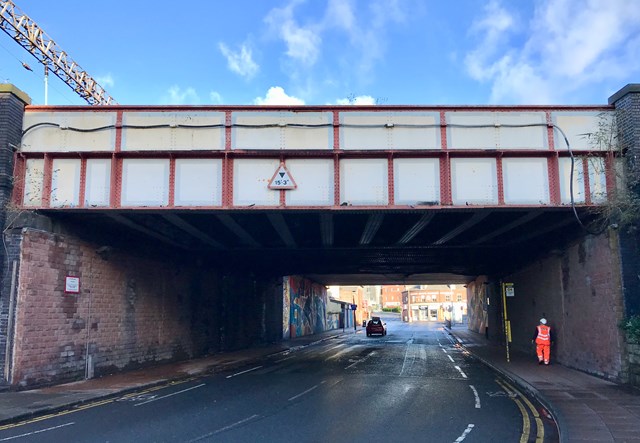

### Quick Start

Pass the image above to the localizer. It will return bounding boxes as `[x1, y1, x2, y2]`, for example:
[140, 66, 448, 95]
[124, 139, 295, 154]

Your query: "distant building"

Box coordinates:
[381, 285, 405, 310]
[402, 285, 467, 323]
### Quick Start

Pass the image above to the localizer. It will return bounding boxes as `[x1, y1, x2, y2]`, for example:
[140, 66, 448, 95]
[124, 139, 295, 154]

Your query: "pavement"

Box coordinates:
[0, 324, 639, 443]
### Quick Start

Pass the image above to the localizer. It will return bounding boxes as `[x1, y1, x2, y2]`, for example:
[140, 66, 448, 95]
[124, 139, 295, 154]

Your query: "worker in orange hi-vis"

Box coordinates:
[531, 318, 553, 365]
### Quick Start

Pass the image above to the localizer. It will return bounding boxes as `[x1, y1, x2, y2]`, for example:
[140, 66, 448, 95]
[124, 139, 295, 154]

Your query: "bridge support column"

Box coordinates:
[609, 84, 640, 319]
[0, 84, 30, 385]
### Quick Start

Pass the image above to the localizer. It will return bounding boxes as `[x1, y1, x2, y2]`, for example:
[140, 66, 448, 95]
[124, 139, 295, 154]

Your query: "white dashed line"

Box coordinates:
[454, 424, 475, 442]
[469, 385, 481, 408]
[225, 366, 263, 379]
[0, 422, 75, 441]
[135, 383, 205, 406]
[447, 355, 455, 362]
[454, 365, 468, 378]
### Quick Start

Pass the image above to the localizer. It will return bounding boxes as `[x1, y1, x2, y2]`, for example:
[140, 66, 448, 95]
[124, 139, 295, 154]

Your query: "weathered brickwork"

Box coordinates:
[505, 231, 625, 381]
[9, 228, 282, 387]
[0, 85, 30, 385]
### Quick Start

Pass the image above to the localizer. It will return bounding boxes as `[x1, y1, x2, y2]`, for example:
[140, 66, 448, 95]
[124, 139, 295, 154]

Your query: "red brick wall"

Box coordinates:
[9, 229, 283, 387]
[506, 230, 626, 381]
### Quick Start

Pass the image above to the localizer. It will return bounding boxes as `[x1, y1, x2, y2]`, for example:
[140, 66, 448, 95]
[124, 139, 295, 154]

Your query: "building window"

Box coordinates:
[445, 294, 452, 302]
[457, 294, 462, 302]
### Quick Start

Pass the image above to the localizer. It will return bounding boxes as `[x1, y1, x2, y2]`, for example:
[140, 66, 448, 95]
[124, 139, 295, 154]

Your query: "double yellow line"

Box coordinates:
[496, 378, 545, 443]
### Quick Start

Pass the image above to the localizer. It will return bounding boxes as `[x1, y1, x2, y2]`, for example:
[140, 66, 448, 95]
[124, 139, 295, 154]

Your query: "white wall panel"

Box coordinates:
[451, 158, 497, 205]
[175, 159, 222, 206]
[122, 112, 225, 151]
[503, 158, 549, 204]
[23, 158, 44, 206]
[234, 112, 332, 150]
[553, 112, 610, 151]
[85, 159, 111, 207]
[448, 112, 546, 149]
[558, 157, 585, 204]
[341, 112, 439, 150]
[497, 113, 547, 149]
[22, 112, 116, 152]
[51, 159, 80, 207]
[121, 159, 169, 206]
[340, 159, 388, 205]
[233, 159, 280, 206]
[394, 158, 440, 205]
[588, 157, 607, 203]
[284, 159, 334, 206]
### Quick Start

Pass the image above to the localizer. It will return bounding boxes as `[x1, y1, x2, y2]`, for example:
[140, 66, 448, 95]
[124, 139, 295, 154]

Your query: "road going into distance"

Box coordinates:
[0, 314, 557, 442]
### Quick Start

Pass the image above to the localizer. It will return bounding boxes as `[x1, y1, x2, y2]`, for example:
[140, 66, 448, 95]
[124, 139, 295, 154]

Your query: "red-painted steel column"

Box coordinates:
[333, 111, 341, 207]
[78, 157, 87, 208]
[439, 111, 452, 205]
[110, 110, 123, 208]
[496, 156, 505, 205]
[41, 153, 52, 207]
[222, 111, 233, 207]
[388, 153, 395, 206]
[11, 153, 25, 206]
[168, 156, 176, 208]
[583, 157, 592, 205]
[604, 151, 616, 197]
[546, 111, 561, 205]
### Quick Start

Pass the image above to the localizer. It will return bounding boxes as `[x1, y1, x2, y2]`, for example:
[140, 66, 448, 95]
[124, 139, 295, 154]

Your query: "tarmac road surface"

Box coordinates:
[0, 314, 557, 442]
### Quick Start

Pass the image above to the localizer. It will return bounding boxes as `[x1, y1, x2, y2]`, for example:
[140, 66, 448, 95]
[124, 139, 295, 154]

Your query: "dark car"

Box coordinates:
[366, 317, 387, 337]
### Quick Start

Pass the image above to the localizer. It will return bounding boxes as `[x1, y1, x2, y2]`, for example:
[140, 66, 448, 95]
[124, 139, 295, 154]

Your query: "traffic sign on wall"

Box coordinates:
[268, 163, 297, 190]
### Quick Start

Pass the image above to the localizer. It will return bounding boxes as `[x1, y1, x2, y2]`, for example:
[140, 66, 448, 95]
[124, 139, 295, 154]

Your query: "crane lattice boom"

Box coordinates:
[0, 0, 116, 105]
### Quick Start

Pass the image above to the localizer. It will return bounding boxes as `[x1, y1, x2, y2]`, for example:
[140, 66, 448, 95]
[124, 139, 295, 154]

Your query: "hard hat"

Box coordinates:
[540, 318, 547, 325]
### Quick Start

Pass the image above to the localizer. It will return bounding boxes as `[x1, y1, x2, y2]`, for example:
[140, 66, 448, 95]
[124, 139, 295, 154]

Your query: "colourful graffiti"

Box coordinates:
[468, 281, 488, 334]
[282, 277, 291, 339]
[286, 276, 328, 338]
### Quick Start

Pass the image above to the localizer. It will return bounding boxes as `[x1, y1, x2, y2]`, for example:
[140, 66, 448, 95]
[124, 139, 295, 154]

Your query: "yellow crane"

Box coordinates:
[0, 0, 115, 105]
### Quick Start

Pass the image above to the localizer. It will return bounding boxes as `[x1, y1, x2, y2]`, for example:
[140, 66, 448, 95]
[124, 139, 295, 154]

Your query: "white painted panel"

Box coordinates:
[122, 112, 225, 151]
[233, 159, 280, 206]
[85, 159, 111, 207]
[233, 113, 281, 149]
[588, 157, 607, 203]
[503, 158, 549, 204]
[394, 158, 440, 205]
[121, 159, 169, 206]
[447, 113, 495, 149]
[23, 158, 44, 206]
[283, 112, 332, 150]
[51, 159, 80, 207]
[340, 159, 388, 205]
[22, 112, 116, 152]
[285, 159, 334, 206]
[450, 158, 497, 205]
[175, 159, 222, 206]
[497, 113, 547, 149]
[553, 112, 610, 151]
[558, 157, 585, 204]
[341, 112, 439, 150]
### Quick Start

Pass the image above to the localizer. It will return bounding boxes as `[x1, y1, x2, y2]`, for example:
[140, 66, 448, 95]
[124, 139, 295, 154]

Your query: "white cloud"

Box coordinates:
[464, 0, 640, 103]
[210, 91, 223, 104]
[265, 2, 321, 66]
[96, 74, 114, 88]
[254, 86, 305, 105]
[165, 86, 200, 105]
[335, 95, 376, 105]
[219, 43, 259, 79]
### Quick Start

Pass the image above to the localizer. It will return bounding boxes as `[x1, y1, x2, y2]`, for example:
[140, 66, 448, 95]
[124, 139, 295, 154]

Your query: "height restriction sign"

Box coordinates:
[268, 163, 297, 190]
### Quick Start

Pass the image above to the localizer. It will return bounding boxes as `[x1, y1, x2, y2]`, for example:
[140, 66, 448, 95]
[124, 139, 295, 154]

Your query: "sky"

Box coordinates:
[1, 0, 639, 106]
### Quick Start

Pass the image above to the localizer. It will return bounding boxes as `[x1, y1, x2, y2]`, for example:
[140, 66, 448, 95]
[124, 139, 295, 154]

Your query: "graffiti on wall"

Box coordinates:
[282, 277, 291, 339]
[468, 280, 488, 334]
[286, 276, 327, 338]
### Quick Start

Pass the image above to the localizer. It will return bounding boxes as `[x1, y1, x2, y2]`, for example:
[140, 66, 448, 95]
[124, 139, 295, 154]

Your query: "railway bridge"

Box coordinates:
[0, 83, 638, 388]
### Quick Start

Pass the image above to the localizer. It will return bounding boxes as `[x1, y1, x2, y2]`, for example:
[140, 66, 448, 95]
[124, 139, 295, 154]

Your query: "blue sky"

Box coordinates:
[1, 0, 639, 106]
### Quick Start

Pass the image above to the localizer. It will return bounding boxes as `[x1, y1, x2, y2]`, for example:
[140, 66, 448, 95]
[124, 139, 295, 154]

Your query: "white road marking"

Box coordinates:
[447, 355, 455, 362]
[0, 422, 75, 441]
[135, 383, 206, 406]
[442, 348, 448, 354]
[345, 351, 376, 369]
[273, 356, 294, 363]
[318, 343, 346, 355]
[225, 365, 263, 379]
[399, 344, 414, 376]
[324, 345, 359, 361]
[469, 385, 481, 408]
[454, 365, 468, 378]
[454, 424, 475, 442]
[288, 380, 326, 401]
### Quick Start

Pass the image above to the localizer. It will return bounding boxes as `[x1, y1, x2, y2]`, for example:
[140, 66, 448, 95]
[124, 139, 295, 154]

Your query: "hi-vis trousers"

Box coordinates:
[536, 344, 550, 364]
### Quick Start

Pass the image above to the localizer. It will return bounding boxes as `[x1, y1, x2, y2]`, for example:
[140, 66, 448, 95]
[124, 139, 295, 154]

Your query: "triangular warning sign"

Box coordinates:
[268, 163, 297, 190]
